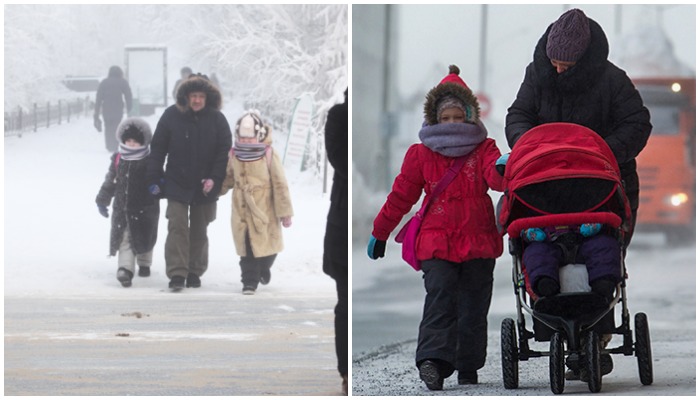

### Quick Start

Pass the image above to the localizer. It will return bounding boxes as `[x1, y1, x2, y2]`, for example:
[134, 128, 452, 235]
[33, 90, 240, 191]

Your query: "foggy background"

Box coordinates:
[5, 4, 348, 174]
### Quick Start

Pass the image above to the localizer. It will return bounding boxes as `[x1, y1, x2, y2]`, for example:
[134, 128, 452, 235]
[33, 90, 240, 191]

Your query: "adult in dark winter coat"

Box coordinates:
[146, 74, 233, 290]
[505, 8, 652, 246]
[323, 88, 348, 395]
[96, 117, 159, 287]
[94, 66, 133, 152]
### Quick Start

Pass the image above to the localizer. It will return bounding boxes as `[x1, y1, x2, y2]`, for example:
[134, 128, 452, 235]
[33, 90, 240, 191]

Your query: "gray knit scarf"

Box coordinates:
[118, 144, 150, 161]
[418, 120, 488, 157]
[233, 142, 268, 161]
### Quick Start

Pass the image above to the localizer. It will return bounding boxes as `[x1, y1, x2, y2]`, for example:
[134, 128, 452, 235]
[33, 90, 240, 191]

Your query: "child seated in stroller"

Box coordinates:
[521, 221, 621, 301]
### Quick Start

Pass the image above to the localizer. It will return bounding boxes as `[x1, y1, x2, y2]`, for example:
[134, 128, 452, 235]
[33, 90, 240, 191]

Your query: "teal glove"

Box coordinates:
[495, 152, 510, 176]
[521, 227, 546, 242]
[580, 223, 602, 237]
[367, 234, 386, 259]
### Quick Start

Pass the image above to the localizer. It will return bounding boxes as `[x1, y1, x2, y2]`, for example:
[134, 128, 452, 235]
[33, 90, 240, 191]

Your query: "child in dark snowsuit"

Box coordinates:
[96, 117, 160, 287]
[522, 222, 621, 300]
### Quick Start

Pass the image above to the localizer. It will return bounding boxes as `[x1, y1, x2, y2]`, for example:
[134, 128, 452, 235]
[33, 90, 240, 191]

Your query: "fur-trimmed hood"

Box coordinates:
[533, 16, 610, 93]
[116, 117, 153, 146]
[423, 65, 480, 125]
[175, 75, 223, 112]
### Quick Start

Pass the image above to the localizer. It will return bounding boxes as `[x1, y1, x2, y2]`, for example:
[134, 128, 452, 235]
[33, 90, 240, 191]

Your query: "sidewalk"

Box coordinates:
[5, 292, 342, 396]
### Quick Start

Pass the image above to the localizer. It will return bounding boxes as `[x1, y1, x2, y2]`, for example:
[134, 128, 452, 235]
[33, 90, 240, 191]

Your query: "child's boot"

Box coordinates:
[418, 360, 444, 391]
[138, 266, 150, 277]
[535, 276, 560, 297]
[458, 370, 478, 384]
[117, 268, 133, 287]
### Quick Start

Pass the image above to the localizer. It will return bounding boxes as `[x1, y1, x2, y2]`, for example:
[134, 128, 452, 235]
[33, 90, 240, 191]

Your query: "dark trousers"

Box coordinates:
[416, 258, 495, 376]
[523, 234, 621, 287]
[333, 269, 348, 376]
[104, 116, 122, 152]
[164, 200, 216, 279]
[239, 233, 276, 289]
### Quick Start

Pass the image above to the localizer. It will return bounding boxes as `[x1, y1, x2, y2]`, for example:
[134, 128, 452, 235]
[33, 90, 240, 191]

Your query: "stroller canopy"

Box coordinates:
[499, 123, 631, 233]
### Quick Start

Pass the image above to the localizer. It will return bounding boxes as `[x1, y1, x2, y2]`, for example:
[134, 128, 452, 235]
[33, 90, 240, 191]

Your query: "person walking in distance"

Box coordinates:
[94, 65, 133, 152]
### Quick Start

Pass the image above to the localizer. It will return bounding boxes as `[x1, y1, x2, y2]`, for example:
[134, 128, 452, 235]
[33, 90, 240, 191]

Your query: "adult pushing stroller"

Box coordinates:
[497, 122, 653, 394]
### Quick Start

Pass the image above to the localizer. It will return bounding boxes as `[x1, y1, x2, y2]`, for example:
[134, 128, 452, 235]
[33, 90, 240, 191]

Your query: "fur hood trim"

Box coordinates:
[116, 117, 153, 145]
[176, 76, 223, 112]
[424, 82, 480, 125]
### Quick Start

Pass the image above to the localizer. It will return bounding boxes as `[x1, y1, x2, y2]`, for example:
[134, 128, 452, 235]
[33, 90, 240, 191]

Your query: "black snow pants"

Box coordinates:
[416, 258, 495, 377]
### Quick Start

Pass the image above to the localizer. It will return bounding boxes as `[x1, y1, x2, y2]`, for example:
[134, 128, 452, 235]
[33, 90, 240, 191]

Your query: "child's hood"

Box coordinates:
[116, 117, 153, 146]
[423, 65, 481, 126]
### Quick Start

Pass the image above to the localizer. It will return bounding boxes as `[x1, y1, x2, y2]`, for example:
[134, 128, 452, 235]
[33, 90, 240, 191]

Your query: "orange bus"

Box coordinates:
[634, 77, 696, 243]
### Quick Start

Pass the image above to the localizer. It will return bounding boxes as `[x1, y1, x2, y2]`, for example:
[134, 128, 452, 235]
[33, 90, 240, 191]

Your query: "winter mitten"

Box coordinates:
[148, 184, 161, 196]
[521, 227, 546, 242]
[93, 115, 102, 132]
[495, 152, 510, 176]
[367, 234, 386, 259]
[579, 223, 602, 237]
[97, 204, 109, 218]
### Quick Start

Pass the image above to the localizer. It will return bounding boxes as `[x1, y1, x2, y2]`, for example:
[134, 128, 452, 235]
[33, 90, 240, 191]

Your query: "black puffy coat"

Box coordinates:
[95, 66, 133, 121]
[506, 18, 652, 210]
[323, 92, 348, 279]
[96, 154, 160, 256]
[146, 76, 232, 205]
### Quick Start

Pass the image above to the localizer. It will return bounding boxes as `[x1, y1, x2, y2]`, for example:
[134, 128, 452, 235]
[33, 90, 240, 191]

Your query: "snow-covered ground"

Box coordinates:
[4, 100, 335, 297]
[4, 101, 344, 395]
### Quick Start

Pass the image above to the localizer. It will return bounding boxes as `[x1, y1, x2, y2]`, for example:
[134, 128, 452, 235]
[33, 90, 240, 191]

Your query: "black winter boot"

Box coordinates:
[117, 268, 133, 288]
[535, 277, 560, 297]
[186, 273, 201, 288]
[590, 278, 616, 303]
[419, 360, 444, 391]
[138, 266, 150, 277]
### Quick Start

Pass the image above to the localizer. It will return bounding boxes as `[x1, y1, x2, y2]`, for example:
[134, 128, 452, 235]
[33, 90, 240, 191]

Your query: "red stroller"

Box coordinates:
[497, 122, 653, 394]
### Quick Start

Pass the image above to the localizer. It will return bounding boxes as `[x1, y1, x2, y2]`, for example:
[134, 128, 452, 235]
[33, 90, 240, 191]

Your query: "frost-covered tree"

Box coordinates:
[5, 4, 348, 178]
[179, 4, 348, 175]
[5, 5, 170, 110]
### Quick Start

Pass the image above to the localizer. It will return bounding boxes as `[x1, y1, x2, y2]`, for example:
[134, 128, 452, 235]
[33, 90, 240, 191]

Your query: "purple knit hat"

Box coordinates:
[546, 8, 591, 62]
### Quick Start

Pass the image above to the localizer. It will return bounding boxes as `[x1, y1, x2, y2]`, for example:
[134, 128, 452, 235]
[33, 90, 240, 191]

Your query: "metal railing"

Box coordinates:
[4, 96, 92, 138]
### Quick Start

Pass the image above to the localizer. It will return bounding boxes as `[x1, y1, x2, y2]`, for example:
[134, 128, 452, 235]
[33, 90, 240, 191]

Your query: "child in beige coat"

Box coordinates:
[220, 110, 294, 294]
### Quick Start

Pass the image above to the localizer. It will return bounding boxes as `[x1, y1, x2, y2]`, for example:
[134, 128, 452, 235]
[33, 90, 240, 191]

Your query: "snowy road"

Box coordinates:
[352, 238, 696, 395]
[5, 292, 339, 396]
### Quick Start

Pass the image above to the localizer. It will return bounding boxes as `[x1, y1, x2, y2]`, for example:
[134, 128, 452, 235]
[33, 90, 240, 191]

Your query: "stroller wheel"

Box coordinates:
[549, 331, 565, 394]
[584, 330, 602, 393]
[635, 313, 654, 385]
[501, 318, 519, 389]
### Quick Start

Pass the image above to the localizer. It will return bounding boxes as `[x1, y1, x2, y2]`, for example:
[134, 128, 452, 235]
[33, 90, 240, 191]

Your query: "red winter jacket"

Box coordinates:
[372, 139, 504, 263]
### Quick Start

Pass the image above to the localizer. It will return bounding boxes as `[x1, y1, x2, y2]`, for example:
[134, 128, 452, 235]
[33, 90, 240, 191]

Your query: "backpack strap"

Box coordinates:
[417, 154, 469, 218]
